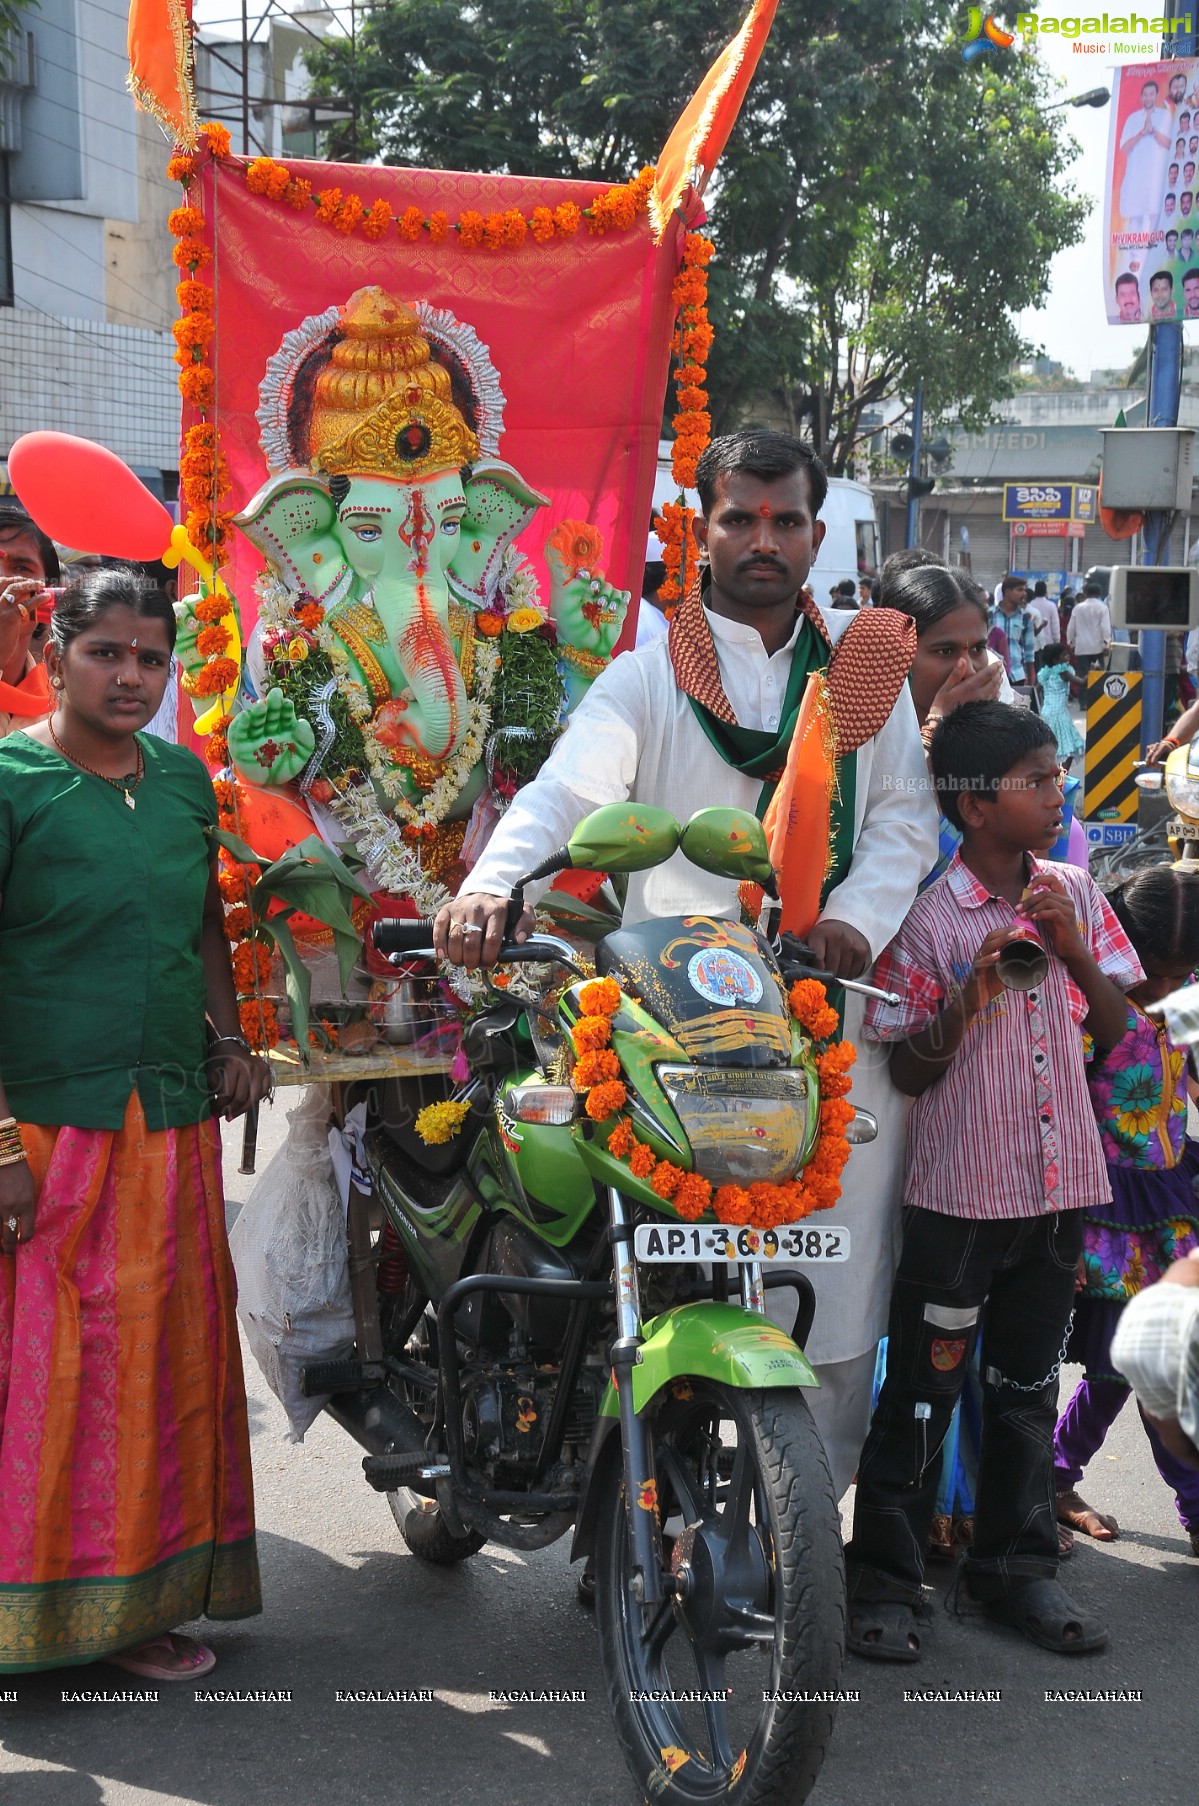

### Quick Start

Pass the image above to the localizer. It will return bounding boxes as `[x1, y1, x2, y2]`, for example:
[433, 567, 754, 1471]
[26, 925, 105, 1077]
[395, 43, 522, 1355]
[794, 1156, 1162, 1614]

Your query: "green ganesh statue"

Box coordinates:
[177, 286, 630, 908]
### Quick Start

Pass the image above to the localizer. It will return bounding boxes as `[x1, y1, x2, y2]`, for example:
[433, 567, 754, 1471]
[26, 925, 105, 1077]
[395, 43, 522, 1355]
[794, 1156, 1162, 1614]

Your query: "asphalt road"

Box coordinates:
[1, 1102, 1194, 1806]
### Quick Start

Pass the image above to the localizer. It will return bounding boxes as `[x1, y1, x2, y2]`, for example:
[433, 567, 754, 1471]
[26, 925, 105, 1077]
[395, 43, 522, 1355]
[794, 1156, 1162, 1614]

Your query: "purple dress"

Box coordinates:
[1071, 1003, 1199, 1375]
[1055, 1004, 1199, 1530]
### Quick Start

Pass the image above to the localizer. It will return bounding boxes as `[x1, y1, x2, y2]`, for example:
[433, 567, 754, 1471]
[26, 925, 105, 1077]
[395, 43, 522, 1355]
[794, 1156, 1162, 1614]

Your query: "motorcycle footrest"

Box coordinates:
[362, 1451, 451, 1493]
[300, 1357, 383, 1396]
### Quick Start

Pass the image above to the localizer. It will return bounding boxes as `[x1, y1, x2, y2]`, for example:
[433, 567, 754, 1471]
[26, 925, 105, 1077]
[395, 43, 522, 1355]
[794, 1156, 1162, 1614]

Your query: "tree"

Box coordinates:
[306, 2, 1087, 471]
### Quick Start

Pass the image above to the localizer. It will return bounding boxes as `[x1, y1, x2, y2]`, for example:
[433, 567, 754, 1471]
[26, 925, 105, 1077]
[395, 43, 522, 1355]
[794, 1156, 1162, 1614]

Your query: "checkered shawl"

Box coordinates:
[667, 587, 916, 757]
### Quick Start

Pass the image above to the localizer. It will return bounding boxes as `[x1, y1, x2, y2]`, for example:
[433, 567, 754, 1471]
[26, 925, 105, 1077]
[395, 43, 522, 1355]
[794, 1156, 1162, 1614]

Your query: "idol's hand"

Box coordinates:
[546, 537, 630, 659]
[227, 687, 315, 786]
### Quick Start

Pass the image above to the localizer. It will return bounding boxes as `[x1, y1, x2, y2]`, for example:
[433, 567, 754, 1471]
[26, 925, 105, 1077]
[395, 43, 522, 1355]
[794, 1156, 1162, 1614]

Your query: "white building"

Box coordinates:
[0, 0, 179, 491]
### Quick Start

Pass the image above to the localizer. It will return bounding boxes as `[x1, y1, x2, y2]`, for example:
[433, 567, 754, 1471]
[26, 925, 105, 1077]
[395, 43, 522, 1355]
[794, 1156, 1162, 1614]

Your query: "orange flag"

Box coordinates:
[127, 0, 198, 147]
[761, 673, 838, 939]
[652, 0, 780, 238]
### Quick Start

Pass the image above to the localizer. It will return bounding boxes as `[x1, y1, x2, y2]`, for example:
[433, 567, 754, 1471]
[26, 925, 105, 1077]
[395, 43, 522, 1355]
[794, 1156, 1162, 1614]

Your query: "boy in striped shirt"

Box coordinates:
[846, 701, 1142, 1663]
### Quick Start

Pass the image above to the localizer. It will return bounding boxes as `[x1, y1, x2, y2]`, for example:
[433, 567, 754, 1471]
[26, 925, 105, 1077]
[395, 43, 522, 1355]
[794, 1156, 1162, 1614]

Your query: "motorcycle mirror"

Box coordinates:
[678, 807, 776, 888]
[564, 802, 682, 873]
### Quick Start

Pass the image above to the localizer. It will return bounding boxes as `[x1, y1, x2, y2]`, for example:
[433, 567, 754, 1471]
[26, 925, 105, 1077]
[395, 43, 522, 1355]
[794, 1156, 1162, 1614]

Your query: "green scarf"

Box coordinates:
[684, 613, 856, 911]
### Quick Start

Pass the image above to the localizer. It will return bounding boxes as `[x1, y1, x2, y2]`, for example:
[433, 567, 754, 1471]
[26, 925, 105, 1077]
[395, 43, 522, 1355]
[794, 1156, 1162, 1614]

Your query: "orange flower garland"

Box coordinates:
[168, 123, 239, 708]
[232, 154, 655, 251]
[212, 771, 280, 1052]
[572, 973, 856, 1232]
[657, 232, 714, 606]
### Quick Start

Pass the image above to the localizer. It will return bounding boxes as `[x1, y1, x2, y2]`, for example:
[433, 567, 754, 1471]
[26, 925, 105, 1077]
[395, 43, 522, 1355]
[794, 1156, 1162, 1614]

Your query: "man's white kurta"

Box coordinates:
[468, 604, 939, 1364]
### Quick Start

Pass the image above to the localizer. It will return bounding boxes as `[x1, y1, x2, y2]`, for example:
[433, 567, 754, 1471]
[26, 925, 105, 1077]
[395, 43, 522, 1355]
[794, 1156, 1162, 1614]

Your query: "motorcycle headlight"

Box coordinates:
[655, 1064, 813, 1187]
[1165, 743, 1199, 819]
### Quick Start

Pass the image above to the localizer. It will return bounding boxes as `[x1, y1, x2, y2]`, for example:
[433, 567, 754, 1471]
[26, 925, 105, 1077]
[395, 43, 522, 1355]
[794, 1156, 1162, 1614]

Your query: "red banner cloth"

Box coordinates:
[191, 154, 684, 635]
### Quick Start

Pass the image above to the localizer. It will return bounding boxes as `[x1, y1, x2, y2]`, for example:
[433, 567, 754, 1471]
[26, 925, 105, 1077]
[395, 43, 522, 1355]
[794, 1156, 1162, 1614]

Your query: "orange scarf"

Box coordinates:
[0, 661, 50, 720]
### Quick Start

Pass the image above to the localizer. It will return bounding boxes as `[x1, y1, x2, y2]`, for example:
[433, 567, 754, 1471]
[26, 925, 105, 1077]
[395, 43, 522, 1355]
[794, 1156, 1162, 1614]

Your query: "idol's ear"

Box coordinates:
[449, 459, 550, 608]
[237, 471, 354, 608]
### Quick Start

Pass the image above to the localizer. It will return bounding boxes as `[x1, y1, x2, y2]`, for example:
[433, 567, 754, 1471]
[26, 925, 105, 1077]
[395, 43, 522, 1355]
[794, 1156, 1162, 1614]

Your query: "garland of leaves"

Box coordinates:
[568, 976, 856, 1232]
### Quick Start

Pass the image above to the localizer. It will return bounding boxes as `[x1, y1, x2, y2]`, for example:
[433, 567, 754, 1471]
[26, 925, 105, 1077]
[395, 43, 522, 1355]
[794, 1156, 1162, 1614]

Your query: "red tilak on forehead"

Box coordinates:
[758, 504, 775, 518]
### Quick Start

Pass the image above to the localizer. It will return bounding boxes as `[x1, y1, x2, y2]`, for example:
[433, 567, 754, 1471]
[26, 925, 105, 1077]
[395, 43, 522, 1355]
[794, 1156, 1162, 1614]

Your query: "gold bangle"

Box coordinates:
[0, 1116, 16, 1130]
[0, 1136, 24, 1157]
[0, 1149, 28, 1167]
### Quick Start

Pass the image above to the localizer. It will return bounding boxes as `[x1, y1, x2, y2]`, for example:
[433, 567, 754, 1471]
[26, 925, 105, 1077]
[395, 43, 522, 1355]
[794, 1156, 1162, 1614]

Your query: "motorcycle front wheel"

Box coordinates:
[595, 1382, 844, 1806]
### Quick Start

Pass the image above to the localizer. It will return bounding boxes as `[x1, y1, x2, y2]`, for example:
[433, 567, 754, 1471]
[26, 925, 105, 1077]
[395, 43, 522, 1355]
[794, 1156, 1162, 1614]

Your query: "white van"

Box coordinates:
[650, 448, 878, 600]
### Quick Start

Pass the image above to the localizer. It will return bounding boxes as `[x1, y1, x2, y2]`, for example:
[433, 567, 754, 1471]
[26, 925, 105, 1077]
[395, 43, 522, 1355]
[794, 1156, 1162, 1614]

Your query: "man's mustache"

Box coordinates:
[738, 557, 787, 574]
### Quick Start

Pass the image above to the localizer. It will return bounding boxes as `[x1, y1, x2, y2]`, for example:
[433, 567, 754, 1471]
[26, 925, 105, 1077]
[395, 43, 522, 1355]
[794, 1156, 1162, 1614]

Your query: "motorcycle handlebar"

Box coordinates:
[371, 920, 584, 973]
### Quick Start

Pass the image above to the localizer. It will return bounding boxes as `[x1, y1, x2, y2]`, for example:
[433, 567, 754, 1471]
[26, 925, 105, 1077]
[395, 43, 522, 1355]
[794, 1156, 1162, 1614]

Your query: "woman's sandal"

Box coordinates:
[847, 1600, 927, 1663]
[1056, 1488, 1119, 1541]
[979, 1578, 1107, 1654]
[107, 1632, 216, 1682]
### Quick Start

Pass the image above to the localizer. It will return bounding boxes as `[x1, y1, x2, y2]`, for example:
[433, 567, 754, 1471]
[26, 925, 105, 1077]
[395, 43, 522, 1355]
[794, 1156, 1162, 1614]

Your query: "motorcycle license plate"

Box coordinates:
[633, 1223, 850, 1264]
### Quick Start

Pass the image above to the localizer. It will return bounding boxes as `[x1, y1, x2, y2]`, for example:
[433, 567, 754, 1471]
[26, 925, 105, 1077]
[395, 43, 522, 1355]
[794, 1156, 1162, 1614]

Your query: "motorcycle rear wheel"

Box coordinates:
[595, 1382, 844, 1806]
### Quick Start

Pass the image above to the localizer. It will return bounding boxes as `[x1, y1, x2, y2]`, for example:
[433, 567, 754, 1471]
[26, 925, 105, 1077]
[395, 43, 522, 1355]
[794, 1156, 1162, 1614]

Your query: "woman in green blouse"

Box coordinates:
[0, 569, 271, 1681]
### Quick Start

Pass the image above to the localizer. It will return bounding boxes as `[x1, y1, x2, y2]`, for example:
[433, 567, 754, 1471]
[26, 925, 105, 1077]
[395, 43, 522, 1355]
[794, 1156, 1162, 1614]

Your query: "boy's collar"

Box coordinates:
[947, 848, 1047, 908]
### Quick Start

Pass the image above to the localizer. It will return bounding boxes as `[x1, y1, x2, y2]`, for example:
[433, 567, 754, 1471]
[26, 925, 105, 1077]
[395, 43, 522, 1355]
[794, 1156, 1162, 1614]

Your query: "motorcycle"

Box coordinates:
[304, 801, 891, 1806]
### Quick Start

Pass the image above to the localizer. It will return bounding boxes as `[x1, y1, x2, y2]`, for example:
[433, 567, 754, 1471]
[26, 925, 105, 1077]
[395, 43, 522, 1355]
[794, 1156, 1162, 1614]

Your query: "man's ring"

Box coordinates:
[461, 924, 483, 937]
[6, 1217, 17, 1234]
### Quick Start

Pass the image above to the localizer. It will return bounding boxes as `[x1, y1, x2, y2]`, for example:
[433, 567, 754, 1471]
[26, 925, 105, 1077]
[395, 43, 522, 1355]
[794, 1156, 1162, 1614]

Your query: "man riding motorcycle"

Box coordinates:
[436, 427, 939, 1502]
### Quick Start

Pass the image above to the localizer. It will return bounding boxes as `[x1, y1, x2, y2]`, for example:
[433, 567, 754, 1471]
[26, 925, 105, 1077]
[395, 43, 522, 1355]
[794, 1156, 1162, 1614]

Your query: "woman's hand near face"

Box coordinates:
[928, 653, 1002, 722]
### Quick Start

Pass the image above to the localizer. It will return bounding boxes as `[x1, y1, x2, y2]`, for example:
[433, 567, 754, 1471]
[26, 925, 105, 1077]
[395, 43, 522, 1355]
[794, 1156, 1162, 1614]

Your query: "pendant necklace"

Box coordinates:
[48, 716, 144, 810]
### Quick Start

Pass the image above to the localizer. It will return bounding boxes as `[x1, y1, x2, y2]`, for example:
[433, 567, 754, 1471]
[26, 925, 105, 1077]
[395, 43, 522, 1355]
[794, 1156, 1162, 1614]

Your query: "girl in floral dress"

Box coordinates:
[1053, 865, 1199, 1554]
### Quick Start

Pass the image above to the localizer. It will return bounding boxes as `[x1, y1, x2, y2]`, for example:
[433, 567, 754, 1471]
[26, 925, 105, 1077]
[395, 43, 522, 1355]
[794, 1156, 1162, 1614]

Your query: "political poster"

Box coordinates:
[1103, 57, 1199, 323]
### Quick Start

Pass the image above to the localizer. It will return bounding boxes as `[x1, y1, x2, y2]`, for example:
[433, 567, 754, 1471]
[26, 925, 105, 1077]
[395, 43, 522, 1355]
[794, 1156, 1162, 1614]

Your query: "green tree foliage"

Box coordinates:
[307, 2, 1086, 471]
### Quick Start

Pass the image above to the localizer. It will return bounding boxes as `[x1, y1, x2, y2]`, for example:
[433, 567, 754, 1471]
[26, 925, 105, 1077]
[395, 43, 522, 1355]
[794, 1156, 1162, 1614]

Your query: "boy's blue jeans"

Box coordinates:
[846, 1203, 1085, 1608]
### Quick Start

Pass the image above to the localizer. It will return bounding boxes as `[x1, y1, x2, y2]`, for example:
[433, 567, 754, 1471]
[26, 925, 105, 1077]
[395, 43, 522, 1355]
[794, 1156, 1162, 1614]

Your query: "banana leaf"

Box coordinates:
[263, 911, 313, 1062]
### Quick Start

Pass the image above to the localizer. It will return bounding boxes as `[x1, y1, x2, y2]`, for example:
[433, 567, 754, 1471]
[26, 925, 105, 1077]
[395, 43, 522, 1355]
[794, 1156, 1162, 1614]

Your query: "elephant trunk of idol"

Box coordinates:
[389, 580, 468, 764]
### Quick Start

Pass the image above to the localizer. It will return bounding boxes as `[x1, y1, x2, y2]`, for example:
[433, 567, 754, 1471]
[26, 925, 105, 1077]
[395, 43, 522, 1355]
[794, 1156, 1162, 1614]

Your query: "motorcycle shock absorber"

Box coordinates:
[377, 1216, 410, 1295]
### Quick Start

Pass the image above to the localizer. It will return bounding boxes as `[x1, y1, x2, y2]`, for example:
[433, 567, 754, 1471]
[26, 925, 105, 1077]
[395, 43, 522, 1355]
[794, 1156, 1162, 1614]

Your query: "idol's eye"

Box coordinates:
[440, 517, 460, 536]
[348, 523, 382, 544]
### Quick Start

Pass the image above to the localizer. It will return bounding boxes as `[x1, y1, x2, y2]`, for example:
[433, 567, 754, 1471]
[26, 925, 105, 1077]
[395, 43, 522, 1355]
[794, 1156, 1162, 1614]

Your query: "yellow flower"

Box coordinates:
[505, 607, 544, 634]
[287, 637, 310, 662]
[415, 1100, 471, 1144]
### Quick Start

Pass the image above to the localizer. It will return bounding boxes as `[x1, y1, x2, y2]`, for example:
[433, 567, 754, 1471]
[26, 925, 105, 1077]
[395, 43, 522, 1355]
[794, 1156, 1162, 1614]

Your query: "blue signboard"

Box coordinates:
[1004, 484, 1072, 522]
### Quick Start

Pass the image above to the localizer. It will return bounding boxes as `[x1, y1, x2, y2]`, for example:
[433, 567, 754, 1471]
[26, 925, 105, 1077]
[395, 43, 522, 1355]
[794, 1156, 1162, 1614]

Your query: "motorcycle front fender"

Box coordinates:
[571, 1302, 818, 1564]
[598, 1300, 818, 1418]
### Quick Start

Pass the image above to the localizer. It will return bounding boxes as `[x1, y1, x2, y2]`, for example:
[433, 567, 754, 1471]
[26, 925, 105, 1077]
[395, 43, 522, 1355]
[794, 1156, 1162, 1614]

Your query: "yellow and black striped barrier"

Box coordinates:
[1083, 671, 1141, 838]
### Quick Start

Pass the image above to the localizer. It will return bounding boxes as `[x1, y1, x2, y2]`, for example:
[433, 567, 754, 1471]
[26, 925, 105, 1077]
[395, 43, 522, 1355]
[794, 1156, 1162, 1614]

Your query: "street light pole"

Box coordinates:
[904, 382, 924, 551]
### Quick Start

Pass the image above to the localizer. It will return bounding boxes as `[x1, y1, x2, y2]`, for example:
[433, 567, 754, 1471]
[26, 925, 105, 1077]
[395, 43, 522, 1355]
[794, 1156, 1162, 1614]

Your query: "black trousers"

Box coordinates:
[846, 1205, 1085, 1608]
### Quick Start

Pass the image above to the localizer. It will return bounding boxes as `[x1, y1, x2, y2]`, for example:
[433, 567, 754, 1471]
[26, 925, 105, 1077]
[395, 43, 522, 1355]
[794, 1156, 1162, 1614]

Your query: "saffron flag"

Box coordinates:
[652, 0, 780, 237]
[127, 0, 198, 147]
[761, 673, 837, 938]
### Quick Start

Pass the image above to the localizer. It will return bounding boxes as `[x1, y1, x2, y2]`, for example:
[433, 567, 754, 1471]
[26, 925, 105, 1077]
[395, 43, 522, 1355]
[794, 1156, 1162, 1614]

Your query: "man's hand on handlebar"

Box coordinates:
[433, 892, 535, 970]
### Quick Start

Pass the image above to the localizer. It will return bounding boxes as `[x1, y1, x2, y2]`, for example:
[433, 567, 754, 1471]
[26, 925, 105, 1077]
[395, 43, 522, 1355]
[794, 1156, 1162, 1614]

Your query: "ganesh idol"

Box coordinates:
[176, 286, 630, 906]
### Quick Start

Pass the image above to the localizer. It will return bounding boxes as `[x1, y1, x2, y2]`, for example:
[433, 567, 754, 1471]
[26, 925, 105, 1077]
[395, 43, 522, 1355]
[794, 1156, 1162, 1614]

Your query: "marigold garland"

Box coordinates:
[212, 772, 280, 1052]
[656, 232, 714, 605]
[168, 124, 241, 708]
[568, 974, 856, 1231]
[415, 1100, 472, 1144]
[229, 153, 654, 251]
